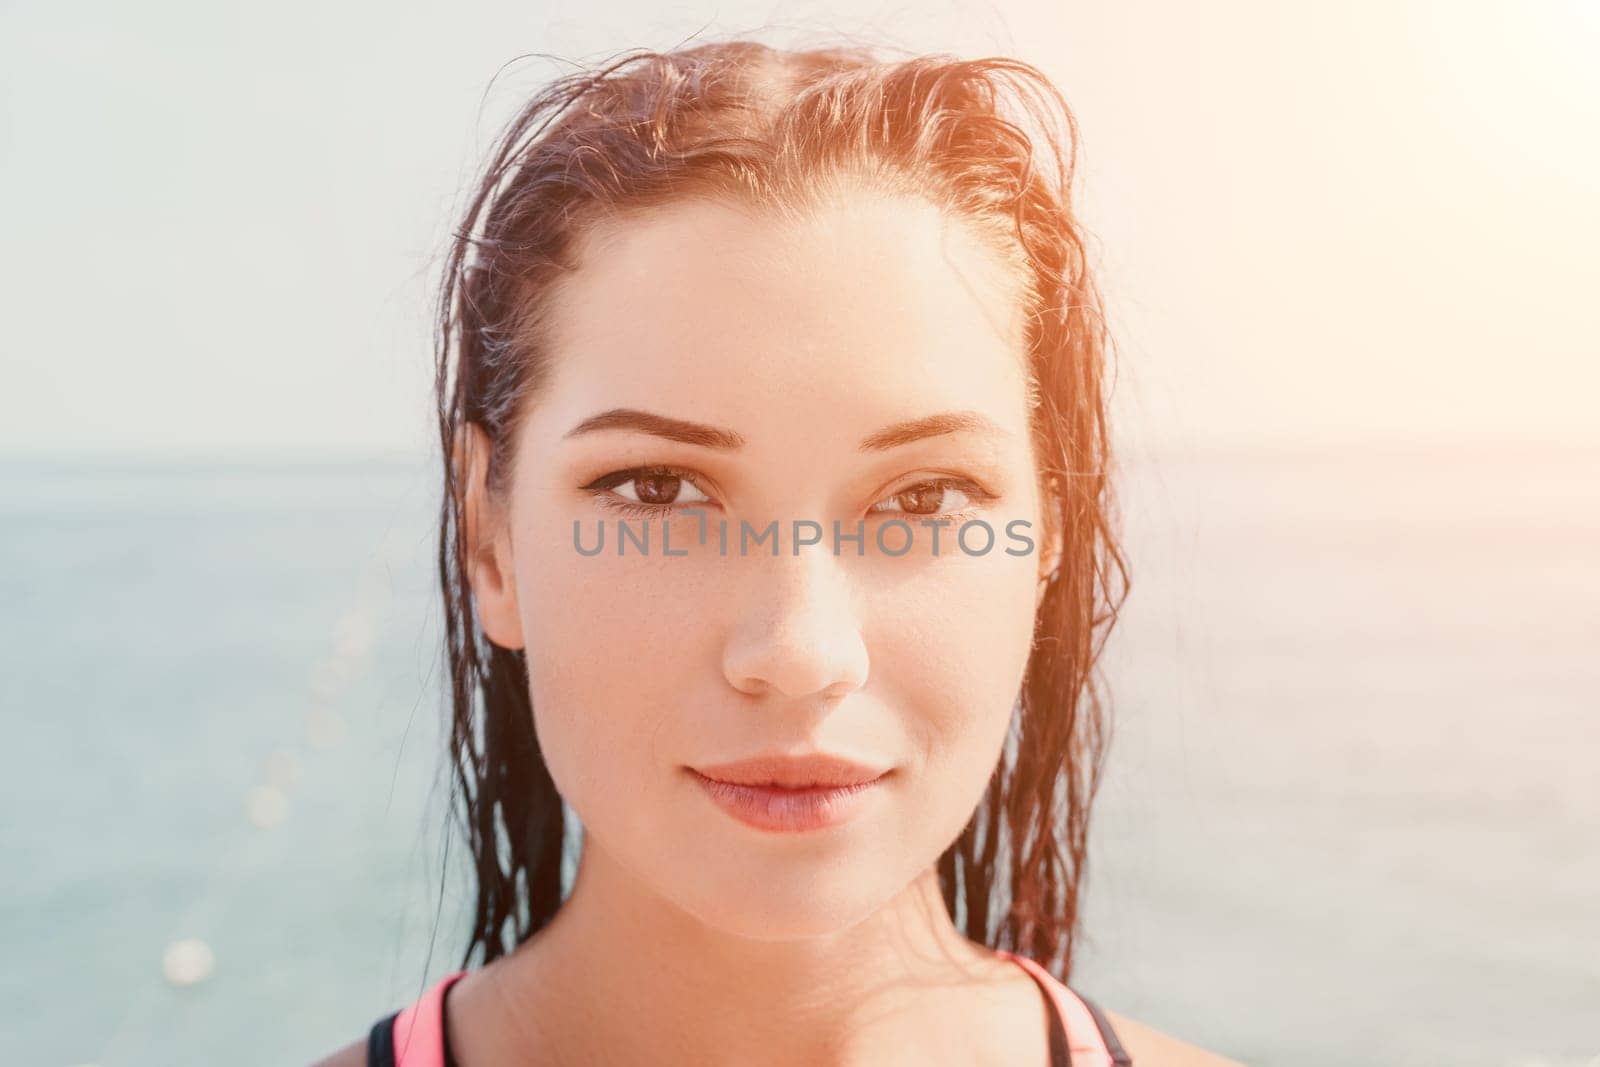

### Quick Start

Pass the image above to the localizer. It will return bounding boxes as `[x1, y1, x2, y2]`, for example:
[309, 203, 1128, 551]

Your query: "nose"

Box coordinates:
[721, 549, 870, 703]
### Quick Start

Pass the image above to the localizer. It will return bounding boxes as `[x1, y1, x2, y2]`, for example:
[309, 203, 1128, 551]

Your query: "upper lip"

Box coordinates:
[691, 752, 892, 789]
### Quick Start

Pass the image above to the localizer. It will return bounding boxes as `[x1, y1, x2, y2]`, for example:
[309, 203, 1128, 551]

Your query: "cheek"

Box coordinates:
[516, 530, 709, 811]
[873, 549, 1039, 811]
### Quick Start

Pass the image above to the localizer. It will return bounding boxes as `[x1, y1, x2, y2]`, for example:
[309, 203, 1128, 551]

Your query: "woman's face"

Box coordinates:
[467, 192, 1057, 939]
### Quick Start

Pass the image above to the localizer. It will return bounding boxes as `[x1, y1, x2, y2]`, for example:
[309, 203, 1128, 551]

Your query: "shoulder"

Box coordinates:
[307, 1036, 367, 1067]
[1101, 1008, 1245, 1067]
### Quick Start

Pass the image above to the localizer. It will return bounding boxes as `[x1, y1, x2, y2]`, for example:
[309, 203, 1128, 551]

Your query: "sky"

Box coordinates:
[2, 0, 1596, 459]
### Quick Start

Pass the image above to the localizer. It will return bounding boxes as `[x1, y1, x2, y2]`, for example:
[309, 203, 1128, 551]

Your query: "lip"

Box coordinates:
[693, 752, 892, 789]
[688, 753, 893, 834]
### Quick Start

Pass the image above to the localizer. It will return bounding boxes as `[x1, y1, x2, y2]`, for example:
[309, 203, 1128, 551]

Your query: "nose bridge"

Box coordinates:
[721, 543, 870, 702]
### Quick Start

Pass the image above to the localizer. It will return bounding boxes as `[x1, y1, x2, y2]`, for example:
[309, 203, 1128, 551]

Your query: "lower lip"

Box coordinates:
[690, 769, 888, 833]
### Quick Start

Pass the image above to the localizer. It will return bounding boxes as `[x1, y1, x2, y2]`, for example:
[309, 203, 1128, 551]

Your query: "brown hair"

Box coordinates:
[434, 38, 1129, 981]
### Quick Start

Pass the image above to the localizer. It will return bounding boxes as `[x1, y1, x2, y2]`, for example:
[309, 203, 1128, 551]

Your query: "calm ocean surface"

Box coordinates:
[2, 448, 1595, 1066]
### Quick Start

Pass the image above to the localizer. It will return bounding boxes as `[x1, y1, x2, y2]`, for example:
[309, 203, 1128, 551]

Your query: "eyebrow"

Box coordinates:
[562, 407, 1007, 451]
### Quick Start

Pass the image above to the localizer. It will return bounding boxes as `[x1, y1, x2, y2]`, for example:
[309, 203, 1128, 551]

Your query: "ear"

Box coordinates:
[456, 422, 526, 650]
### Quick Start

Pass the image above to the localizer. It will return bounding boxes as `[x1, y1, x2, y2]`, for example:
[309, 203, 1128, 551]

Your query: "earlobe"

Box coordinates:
[457, 423, 527, 650]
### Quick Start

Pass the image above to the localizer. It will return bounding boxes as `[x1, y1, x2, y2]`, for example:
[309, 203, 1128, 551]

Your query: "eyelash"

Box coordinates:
[581, 465, 997, 523]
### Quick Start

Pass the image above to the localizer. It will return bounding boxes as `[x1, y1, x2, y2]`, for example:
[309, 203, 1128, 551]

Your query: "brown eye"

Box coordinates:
[632, 473, 681, 505]
[897, 484, 950, 515]
[871, 480, 977, 518]
[609, 469, 712, 508]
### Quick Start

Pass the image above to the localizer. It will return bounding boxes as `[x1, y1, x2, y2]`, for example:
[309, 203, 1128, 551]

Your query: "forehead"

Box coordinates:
[536, 193, 1032, 442]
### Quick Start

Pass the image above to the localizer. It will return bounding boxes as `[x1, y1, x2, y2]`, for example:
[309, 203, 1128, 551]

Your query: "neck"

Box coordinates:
[490, 838, 1017, 1067]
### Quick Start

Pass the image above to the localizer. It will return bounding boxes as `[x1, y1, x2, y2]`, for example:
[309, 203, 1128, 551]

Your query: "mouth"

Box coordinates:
[687, 752, 893, 833]
[690, 751, 893, 789]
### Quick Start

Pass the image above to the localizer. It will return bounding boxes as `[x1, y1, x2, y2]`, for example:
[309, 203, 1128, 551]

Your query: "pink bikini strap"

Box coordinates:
[391, 970, 469, 1067]
[997, 949, 1120, 1067]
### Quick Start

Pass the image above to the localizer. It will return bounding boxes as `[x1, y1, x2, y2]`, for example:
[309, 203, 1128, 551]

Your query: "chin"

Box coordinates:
[670, 853, 908, 941]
